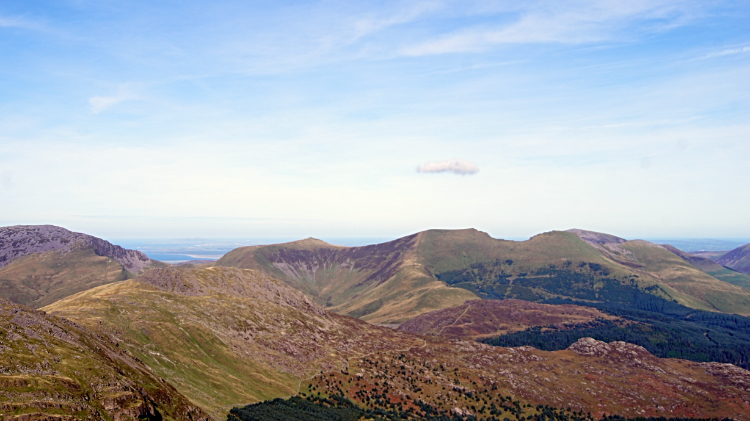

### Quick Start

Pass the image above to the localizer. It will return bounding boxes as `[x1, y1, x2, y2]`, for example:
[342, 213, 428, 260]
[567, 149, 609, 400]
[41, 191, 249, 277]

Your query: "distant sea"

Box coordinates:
[643, 238, 750, 252]
[111, 236, 750, 263]
[111, 237, 396, 263]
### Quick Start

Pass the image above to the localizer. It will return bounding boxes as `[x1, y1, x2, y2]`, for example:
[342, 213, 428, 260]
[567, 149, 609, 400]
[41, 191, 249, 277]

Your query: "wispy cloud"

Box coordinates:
[703, 46, 750, 59]
[0, 15, 45, 31]
[400, 0, 699, 56]
[417, 159, 479, 175]
[89, 87, 138, 114]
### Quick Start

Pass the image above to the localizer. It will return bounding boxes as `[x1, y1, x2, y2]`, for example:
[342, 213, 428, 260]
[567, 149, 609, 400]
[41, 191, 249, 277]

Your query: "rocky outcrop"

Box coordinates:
[567, 337, 650, 358]
[0, 225, 151, 273]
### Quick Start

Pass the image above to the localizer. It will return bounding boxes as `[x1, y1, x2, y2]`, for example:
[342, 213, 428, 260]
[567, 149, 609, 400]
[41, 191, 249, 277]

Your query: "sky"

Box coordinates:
[1, 0, 749, 240]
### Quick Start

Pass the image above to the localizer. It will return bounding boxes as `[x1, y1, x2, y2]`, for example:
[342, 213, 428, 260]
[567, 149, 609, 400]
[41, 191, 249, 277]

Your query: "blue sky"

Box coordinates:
[1, 0, 749, 240]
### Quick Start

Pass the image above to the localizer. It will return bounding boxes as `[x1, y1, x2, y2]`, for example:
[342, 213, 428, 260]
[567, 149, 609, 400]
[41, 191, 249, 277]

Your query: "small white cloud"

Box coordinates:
[417, 159, 479, 175]
[89, 87, 137, 114]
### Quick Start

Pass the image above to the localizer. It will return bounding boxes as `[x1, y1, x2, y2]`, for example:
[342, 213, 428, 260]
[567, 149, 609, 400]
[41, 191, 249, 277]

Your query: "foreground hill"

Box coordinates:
[0, 225, 161, 308]
[216, 229, 750, 323]
[299, 336, 750, 420]
[717, 243, 750, 276]
[398, 299, 618, 340]
[0, 298, 209, 420]
[44, 267, 424, 419]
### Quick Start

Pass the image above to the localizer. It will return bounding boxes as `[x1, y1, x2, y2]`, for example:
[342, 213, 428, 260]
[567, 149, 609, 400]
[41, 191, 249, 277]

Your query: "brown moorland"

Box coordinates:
[398, 299, 620, 340]
[302, 336, 750, 420]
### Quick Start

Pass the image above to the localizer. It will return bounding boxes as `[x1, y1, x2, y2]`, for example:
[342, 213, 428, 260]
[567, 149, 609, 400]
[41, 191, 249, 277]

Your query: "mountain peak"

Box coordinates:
[567, 228, 627, 245]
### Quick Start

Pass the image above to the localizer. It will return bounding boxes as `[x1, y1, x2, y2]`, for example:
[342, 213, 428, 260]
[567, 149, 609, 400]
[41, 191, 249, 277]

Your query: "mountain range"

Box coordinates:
[2, 224, 750, 420]
[215, 228, 750, 323]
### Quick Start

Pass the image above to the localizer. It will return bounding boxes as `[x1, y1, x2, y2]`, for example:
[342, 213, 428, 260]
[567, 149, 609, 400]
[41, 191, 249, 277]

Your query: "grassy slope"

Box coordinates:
[621, 241, 750, 314]
[0, 248, 132, 308]
[0, 299, 209, 420]
[418, 229, 750, 315]
[417, 229, 619, 274]
[662, 244, 750, 291]
[44, 267, 423, 419]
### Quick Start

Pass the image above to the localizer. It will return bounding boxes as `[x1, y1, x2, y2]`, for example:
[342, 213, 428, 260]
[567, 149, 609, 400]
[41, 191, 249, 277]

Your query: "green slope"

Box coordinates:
[0, 298, 209, 420]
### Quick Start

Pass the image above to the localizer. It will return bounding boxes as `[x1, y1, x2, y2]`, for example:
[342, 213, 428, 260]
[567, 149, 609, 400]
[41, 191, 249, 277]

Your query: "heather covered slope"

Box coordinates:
[0, 298, 209, 420]
[398, 299, 619, 340]
[717, 243, 750, 276]
[0, 225, 161, 308]
[44, 267, 424, 419]
[214, 235, 477, 324]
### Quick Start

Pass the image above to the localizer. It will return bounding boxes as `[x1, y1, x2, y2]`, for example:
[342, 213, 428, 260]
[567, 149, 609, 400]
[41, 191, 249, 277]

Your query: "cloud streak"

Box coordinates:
[703, 46, 750, 59]
[400, 0, 699, 56]
[417, 159, 479, 175]
[89, 87, 138, 114]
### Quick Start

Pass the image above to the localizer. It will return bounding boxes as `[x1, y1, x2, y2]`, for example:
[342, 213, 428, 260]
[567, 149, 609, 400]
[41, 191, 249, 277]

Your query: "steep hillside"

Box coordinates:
[663, 244, 750, 291]
[0, 225, 161, 308]
[44, 267, 424, 419]
[717, 243, 750, 276]
[214, 236, 477, 324]
[397, 299, 619, 340]
[0, 298, 209, 420]
[300, 336, 750, 420]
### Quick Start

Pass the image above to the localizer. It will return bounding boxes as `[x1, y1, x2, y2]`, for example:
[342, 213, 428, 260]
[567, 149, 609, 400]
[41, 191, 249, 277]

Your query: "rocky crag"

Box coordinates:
[0, 225, 151, 273]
